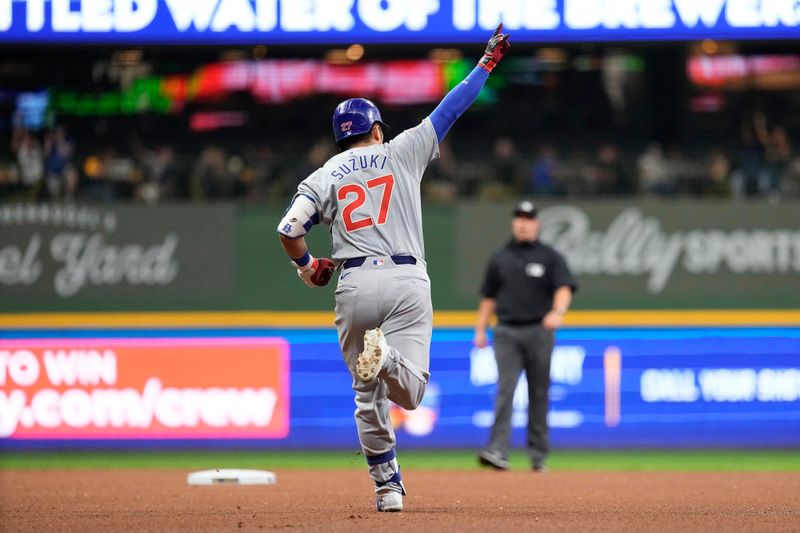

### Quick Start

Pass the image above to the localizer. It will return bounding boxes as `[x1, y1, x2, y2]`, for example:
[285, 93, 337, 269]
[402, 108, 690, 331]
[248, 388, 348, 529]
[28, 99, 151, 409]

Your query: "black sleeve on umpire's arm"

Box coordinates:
[480, 255, 501, 298]
[550, 251, 578, 293]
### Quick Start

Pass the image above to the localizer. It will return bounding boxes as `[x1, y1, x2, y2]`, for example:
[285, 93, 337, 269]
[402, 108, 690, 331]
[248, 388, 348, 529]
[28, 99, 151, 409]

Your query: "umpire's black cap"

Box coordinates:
[513, 200, 538, 219]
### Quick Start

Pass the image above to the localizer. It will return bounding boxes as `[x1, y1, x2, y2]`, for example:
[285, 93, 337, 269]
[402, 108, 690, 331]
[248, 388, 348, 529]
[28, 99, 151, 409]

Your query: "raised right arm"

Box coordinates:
[428, 24, 511, 143]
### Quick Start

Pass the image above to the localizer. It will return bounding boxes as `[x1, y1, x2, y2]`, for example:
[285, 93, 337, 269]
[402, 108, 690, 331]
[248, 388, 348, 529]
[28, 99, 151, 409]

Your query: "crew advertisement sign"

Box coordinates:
[0, 337, 289, 439]
[1, 329, 798, 448]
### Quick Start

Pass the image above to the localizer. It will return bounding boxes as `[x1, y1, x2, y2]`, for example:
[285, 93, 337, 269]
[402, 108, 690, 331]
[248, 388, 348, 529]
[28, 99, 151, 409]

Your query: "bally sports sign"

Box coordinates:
[538, 206, 800, 294]
[457, 201, 800, 309]
[0, 338, 289, 439]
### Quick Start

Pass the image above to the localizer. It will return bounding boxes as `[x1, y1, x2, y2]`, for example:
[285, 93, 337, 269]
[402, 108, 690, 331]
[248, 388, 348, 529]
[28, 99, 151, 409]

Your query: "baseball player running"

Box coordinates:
[277, 26, 510, 512]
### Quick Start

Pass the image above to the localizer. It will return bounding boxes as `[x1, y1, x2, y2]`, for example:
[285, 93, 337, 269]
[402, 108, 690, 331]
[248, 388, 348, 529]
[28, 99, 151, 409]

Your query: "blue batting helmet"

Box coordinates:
[332, 98, 390, 144]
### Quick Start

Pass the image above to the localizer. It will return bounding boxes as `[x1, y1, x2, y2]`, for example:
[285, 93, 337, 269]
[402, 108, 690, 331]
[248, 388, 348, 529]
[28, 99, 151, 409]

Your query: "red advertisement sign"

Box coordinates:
[0, 338, 289, 439]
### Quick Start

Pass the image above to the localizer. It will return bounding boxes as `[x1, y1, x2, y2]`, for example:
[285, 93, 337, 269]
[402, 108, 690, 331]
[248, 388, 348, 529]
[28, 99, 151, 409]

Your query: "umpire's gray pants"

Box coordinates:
[334, 258, 432, 463]
[485, 323, 555, 465]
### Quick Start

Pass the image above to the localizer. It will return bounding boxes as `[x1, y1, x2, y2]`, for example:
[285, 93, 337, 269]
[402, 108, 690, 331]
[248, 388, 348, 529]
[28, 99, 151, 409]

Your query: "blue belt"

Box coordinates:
[342, 255, 416, 269]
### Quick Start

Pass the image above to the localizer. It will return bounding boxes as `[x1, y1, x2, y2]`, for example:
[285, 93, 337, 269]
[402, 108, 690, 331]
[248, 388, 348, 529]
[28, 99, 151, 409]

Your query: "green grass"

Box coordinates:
[2, 449, 799, 472]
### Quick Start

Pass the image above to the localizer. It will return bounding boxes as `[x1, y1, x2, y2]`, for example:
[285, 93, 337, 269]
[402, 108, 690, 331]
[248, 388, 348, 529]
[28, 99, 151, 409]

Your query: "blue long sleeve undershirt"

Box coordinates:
[429, 66, 490, 143]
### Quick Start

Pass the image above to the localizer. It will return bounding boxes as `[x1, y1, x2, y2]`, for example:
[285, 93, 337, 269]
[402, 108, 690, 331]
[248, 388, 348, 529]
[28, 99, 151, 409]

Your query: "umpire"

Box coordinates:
[475, 200, 576, 472]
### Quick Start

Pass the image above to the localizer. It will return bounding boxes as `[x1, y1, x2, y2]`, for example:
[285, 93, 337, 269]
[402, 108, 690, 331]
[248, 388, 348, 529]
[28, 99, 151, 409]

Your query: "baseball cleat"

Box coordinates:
[375, 471, 406, 512]
[357, 328, 388, 381]
[478, 449, 509, 471]
[532, 462, 550, 473]
[376, 488, 404, 512]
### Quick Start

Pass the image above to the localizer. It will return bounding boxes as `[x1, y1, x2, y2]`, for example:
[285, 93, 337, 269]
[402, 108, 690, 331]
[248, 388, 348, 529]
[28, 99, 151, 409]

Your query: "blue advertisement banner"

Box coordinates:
[2, 327, 799, 450]
[288, 328, 800, 449]
[1, 0, 799, 44]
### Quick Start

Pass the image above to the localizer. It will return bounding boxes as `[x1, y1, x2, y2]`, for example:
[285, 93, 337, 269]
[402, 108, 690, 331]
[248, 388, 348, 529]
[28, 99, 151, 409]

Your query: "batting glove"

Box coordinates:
[478, 24, 511, 73]
[294, 256, 336, 288]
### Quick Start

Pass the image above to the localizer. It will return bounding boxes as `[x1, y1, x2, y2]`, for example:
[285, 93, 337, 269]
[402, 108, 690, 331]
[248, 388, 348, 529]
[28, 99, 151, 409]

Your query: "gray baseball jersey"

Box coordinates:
[296, 118, 438, 262]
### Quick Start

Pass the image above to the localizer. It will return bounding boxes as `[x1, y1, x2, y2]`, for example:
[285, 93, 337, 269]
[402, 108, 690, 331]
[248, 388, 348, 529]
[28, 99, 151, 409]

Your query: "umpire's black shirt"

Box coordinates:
[480, 239, 577, 325]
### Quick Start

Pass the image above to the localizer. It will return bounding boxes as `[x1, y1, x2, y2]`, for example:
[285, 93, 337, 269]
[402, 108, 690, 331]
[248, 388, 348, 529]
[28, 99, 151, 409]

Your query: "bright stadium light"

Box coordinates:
[346, 44, 365, 61]
[701, 39, 719, 55]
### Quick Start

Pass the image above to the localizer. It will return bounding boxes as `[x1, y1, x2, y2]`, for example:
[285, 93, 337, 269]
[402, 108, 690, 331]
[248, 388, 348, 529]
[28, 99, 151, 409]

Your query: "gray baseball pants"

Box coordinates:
[484, 322, 555, 466]
[334, 258, 432, 470]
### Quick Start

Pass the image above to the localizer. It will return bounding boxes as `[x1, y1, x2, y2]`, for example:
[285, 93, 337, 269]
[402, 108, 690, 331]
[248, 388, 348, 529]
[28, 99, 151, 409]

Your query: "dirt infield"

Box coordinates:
[2, 469, 799, 532]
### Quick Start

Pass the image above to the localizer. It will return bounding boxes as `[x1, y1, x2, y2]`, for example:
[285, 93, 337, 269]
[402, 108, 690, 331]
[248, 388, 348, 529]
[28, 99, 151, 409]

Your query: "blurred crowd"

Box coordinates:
[2, 114, 798, 205]
[4, 42, 800, 205]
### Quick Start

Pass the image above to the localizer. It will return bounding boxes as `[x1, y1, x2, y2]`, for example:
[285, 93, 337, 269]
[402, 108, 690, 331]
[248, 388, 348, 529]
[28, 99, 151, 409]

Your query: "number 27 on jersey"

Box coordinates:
[337, 174, 395, 233]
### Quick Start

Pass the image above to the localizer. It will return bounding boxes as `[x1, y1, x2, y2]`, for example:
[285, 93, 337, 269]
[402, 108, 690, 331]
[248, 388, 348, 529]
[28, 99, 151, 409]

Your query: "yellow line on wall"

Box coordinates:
[566, 310, 800, 327]
[435, 310, 800, 327]
[0, 310, 798, 329]
[0, 312, 334, 329]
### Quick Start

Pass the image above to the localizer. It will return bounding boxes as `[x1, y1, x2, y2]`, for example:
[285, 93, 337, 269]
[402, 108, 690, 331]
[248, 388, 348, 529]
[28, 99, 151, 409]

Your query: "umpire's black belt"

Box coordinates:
[342, 255, 417, 269]
[500, 319, 543, 327]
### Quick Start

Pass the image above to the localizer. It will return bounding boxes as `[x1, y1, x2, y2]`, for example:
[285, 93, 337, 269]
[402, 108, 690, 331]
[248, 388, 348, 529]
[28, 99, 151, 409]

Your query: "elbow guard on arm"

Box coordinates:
[277, 195, 334, 288]
[277, 195, 319, 238]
